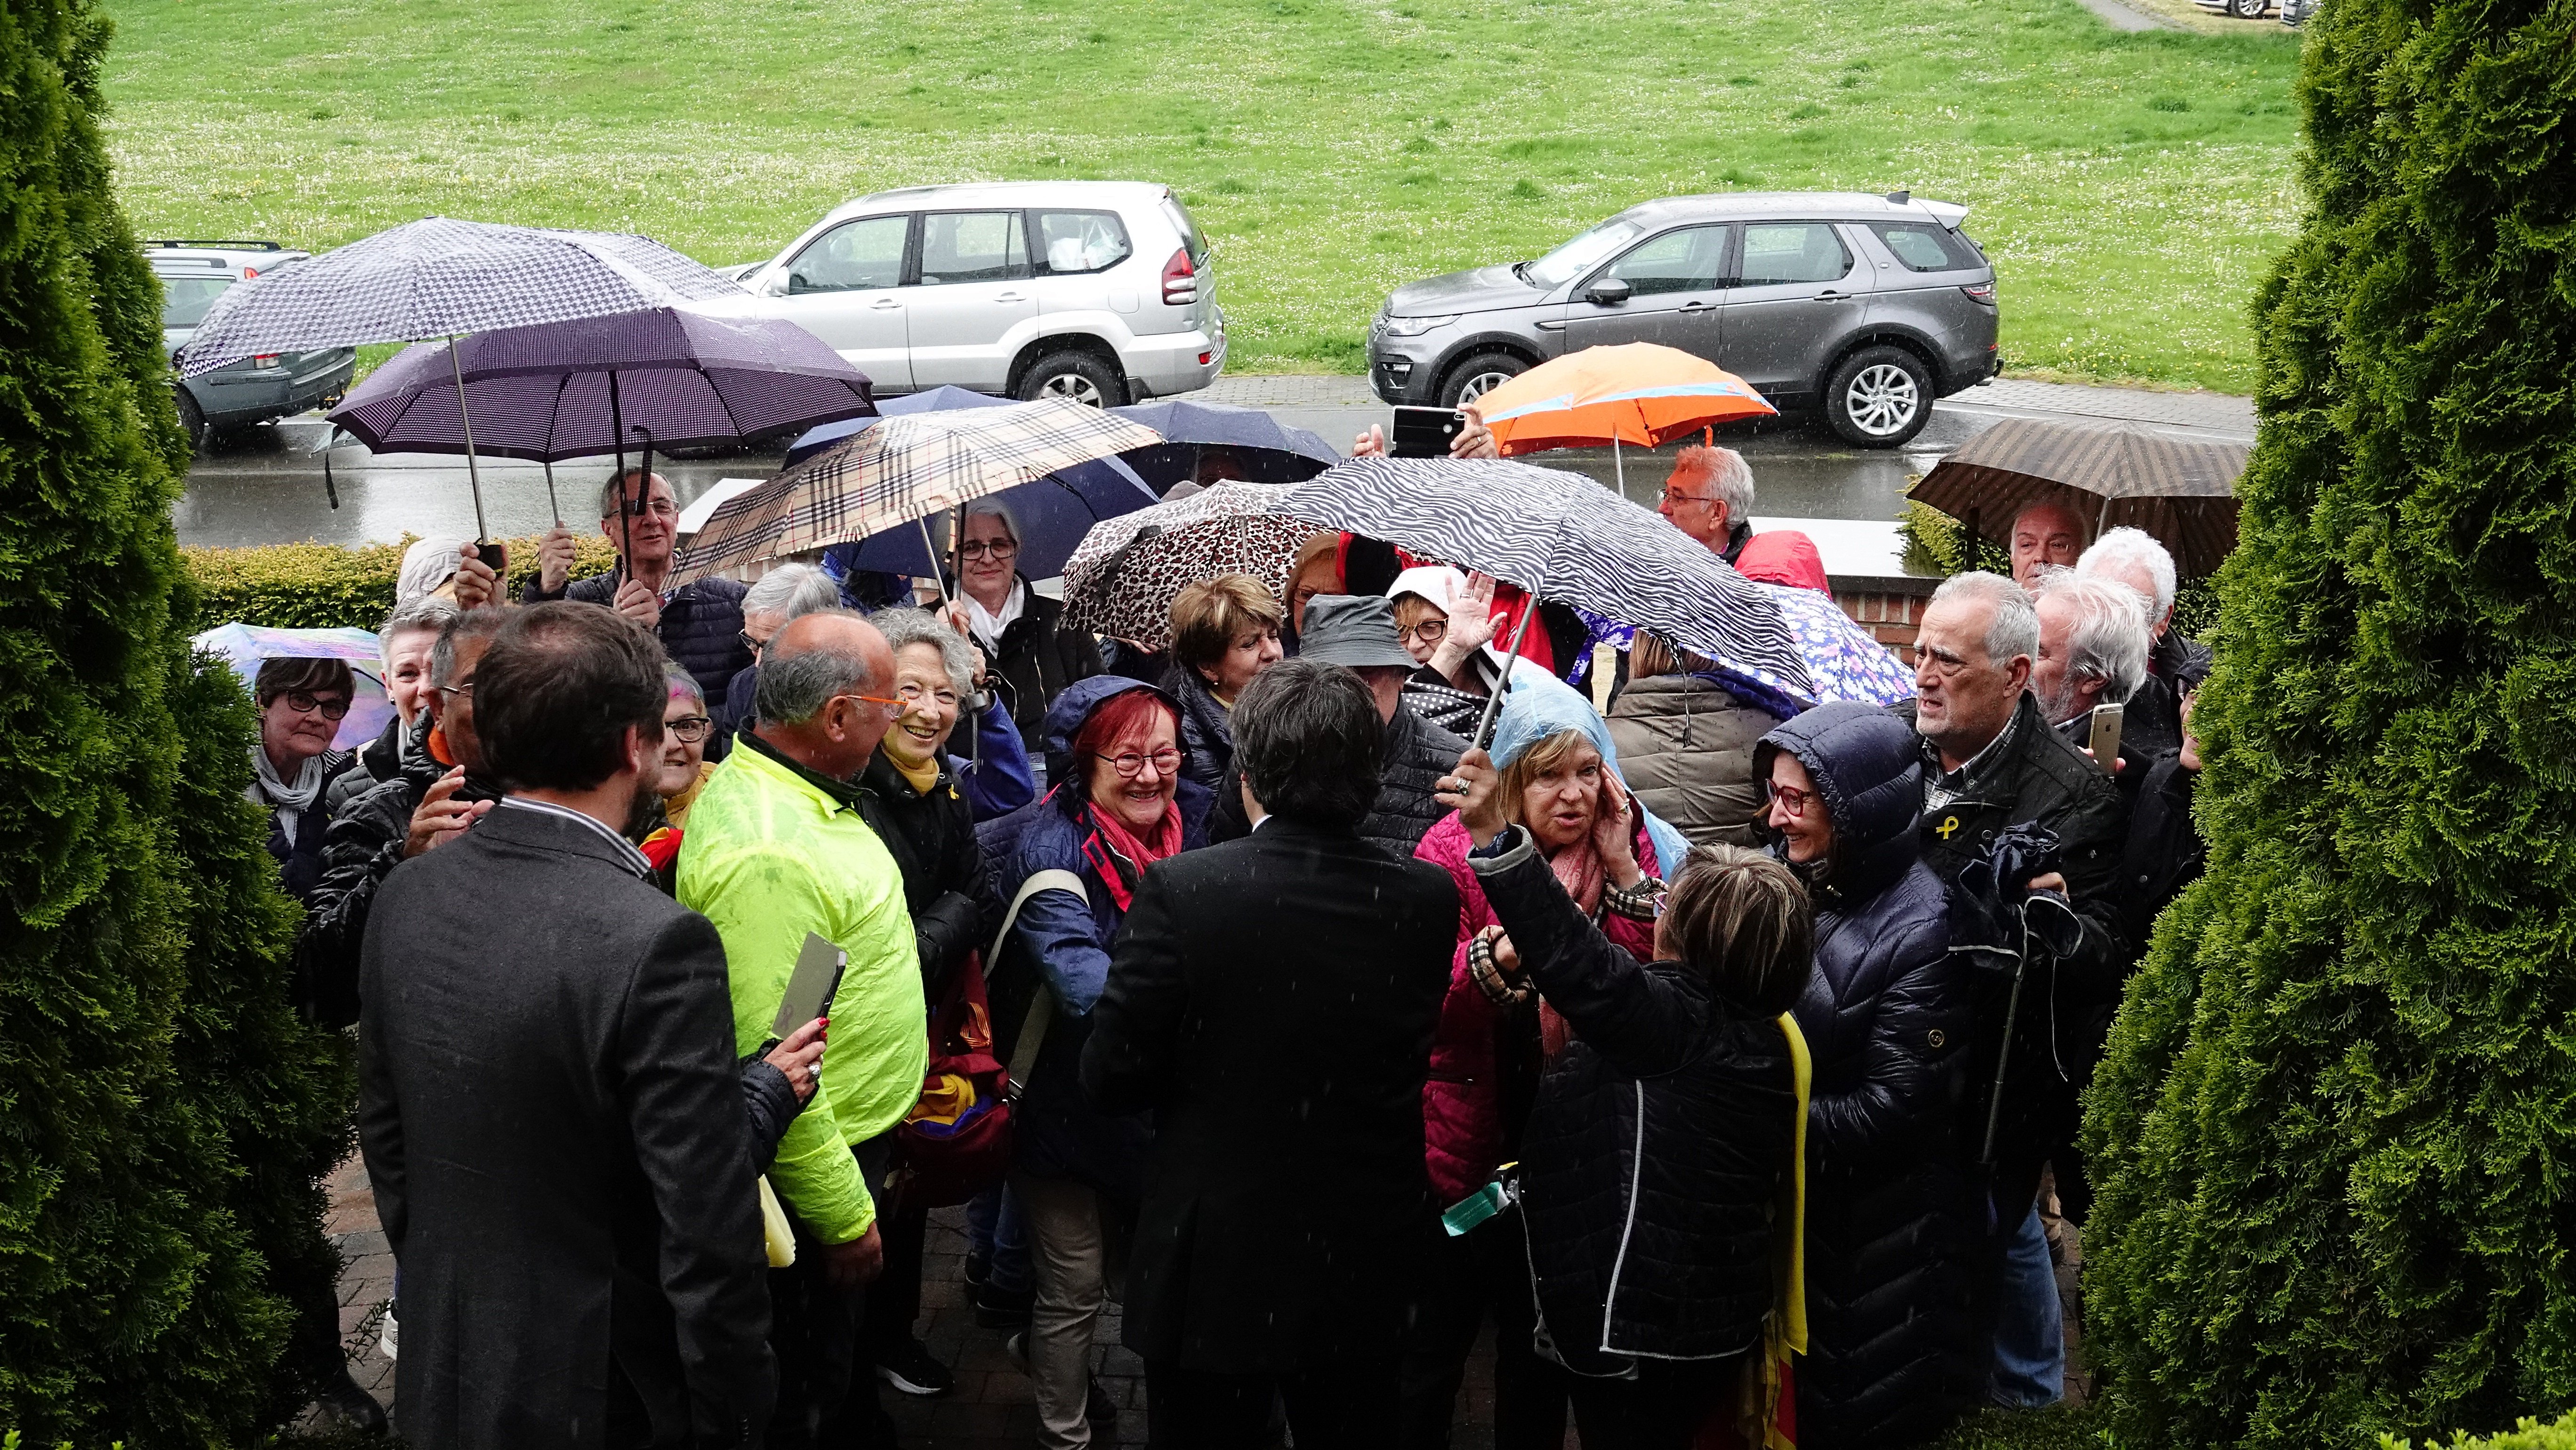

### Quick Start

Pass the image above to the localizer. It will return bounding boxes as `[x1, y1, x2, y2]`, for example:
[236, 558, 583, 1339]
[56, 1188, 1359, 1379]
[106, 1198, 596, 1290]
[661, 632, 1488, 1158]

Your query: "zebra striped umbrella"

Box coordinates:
[669, 398, 1162, 585]
[1280, 457, 1816, 711]
[1058, 482, 1318, 651]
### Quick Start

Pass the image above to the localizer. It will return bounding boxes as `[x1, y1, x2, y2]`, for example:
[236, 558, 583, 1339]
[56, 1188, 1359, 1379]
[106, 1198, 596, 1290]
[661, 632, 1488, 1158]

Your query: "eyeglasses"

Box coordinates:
[666, 715, 712, 743]
[435, 682, 476, 701]
[281, 690, 352, 720]
[609, 499, 681, 520]
[1763, 780, 1814, 819]
[739, 630, 773, 656]
[1102, 747, 1182, 780]
[895, 682, 962, 710]
[1660, 487, 1717, 508]
[832, 692, 909, 721]
[1398, 619, 1449, 646]
[958, 540, 1019, 561]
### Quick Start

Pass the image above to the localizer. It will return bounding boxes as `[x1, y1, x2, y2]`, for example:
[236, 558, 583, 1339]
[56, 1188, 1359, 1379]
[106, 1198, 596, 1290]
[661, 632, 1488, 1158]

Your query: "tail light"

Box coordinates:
[1960, 282, 1996, 303]
[252, 354, 282, 369]
[1160, 248, 1197, 306]
[242, 266, 261, 280]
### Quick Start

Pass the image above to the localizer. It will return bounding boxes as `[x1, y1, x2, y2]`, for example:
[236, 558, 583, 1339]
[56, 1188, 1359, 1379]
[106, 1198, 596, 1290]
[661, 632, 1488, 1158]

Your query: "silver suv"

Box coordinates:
[150, 240, 356, 449]
[711, 181, 1224, 407]
[1369, 191, 2000, 448]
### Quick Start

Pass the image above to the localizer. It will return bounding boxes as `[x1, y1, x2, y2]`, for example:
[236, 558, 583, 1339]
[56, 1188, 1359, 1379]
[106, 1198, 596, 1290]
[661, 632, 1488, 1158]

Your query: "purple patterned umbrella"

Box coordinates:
[328, 308, 875, 484]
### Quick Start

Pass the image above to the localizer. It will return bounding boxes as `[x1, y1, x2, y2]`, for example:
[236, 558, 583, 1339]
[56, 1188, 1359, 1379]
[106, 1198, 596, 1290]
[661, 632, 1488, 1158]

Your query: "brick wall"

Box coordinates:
[1835, 588, 1925, 652]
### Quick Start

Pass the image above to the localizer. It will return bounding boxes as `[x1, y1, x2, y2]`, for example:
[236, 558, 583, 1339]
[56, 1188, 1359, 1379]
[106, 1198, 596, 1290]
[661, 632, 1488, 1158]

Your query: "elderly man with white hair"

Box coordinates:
[2076, 526, 2210, 757]
[721, 562, 850, 741]
[2029, 568, 2151, 742]
[1655, 443, 1759, 566]
[1900, 569, 2130, 1412]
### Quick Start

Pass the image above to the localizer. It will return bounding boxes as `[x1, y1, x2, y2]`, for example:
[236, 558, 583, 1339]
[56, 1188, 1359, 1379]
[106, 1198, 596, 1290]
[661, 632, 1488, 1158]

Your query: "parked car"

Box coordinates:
[2278, 0, 2313, 24]
[1368, 191, 2000, 448]
[2194, 0, 2271, 18]
[149, 241, 357, 449]
[707, 181, 1223, 407]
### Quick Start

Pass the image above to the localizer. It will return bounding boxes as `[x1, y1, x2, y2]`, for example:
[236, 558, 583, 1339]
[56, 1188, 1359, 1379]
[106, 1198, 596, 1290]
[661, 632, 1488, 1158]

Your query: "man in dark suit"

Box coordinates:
[1081, 658, 1459, 1446]
[359, 603, 775, 1449]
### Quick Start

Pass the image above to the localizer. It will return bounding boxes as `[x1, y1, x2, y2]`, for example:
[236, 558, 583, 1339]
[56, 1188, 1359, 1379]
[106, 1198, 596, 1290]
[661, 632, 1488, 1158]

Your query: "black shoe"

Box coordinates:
[1086, 1376, 1118, 1432]
[873, 1337, 955, 1398]
[964, 1249, 993, 1291]
[971, 1278, 1033, 1330]
[314, 1364, 389, 1434]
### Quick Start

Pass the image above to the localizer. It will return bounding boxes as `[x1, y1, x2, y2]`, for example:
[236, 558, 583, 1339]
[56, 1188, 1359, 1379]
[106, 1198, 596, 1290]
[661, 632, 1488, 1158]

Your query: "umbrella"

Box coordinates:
[781, 387, 1160, 580]
[1059, 483, 1319, 651]
[326, 307, 875, 524]
[1757, 581, 1917, 707]
[1468, 342, 1777, 489]
[669, 397, 1162, 586]
[194, 623, 392, 752]
[1106, 399, 1341, 491]
[177, 217, 747, 541]
[1280, 457, 1815, 719]
[1909, 417, 2248, 577]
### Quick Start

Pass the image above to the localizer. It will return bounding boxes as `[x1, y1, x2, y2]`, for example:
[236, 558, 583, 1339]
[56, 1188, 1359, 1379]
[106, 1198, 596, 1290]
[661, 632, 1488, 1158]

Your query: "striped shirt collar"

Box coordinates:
[497, 796, 654, 878]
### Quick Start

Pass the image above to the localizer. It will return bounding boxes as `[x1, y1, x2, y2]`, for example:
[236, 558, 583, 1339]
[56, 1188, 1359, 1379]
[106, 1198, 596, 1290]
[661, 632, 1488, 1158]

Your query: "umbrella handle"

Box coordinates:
[918, 517, 952, 610]
[1471, 596, 1542, 751]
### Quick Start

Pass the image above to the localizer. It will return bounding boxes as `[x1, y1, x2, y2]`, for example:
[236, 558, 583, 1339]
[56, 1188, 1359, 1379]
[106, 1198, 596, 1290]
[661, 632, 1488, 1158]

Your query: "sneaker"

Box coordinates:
[873, 1337, 955, 1398]
[378, 1304, 399, 1363]
[964, 1250, 992, 1291]
[972, 1278, 1034, 1330]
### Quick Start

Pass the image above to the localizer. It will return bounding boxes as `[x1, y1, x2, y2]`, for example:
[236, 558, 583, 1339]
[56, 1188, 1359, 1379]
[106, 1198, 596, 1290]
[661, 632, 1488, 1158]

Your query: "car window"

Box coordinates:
[1034, 210, 1132, 275]
[788, 215, 910, 294]
[1598, 226, 1727, 296]
[1159, 197, 1208, 266]
[1525, 218, 1645, 290]
[1737, 224, 1851, 286]
[918, 211, 1029, 286]
[158, 273, 235, 328]
[1869, 221, 1982, 273]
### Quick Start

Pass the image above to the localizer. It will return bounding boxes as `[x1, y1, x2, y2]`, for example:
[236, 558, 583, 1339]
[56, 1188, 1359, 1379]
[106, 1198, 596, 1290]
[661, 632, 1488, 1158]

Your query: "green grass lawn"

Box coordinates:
[102, 0, 2302, 392]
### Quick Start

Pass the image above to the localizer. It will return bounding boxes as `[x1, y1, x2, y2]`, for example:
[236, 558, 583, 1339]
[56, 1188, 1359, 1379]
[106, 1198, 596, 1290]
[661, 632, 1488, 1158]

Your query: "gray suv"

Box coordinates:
[150, 241, 356, 449]
[1369, 191, 2000, 448]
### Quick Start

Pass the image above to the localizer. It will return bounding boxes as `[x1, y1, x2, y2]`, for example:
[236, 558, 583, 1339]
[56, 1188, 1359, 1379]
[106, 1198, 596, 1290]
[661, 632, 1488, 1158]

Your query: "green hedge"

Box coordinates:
[179, 532, 617, 632]
[2386, 1415, 2576, 1450]
[2078, 0, 2576, 1438]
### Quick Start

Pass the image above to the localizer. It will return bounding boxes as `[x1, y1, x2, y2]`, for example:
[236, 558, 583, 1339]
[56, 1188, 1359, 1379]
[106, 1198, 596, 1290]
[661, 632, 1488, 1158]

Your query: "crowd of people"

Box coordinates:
[235, 436, 2216, 1450]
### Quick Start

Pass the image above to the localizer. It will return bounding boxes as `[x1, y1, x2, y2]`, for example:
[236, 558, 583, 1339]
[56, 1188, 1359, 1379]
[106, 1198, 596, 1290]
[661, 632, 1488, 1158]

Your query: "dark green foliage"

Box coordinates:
[1927, 1404, 2114, 1450]
[2080, 0, 2576, 1440]
[0, 1, 350, 1442]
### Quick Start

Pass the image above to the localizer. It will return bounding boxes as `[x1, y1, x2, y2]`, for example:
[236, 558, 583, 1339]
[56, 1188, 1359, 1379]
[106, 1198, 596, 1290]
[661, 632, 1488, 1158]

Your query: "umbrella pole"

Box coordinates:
[611, 372, 632, 587]
[1613, 436, 1624, 495]
[1470, 597, 1543, 751]
[543, 460, 560, 526]
[447, 336, 489, 543]
[918, 517, 951, 609]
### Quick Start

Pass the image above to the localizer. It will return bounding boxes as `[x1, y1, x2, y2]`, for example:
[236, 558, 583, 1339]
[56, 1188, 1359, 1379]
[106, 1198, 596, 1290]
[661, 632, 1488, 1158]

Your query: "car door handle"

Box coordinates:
[1534, 320, 1566, 331]
[995, 291, 1027, 303]
[1815, 289, 1851, 301]
[870, 297, 902, 309]
[1678, 300, 1717, 312]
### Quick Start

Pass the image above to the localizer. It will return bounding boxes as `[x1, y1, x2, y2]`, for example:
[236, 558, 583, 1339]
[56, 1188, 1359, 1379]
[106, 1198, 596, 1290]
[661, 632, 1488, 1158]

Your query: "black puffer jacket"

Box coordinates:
[1607, 673, 1777, 848]
[327, 716, 407, 818]
[1899, 693, 2129, 1166]
[523, 571, 753, 757]
[980, 579, 1104, 755]
[854, 746, 1002, 998]
[1163, 659, 1235, 794]
[1471, 828, 1798, 1371]
[1758, 705, 1976, 1447]
[2121, 630, 2213, 761]
[293, 714, 501, 1026]
[1206, 702, 1468, 857]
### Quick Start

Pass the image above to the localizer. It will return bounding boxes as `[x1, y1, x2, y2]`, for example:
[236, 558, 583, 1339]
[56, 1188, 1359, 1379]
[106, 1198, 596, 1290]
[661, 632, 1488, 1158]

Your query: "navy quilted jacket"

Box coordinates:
[524, 572, 754, 756]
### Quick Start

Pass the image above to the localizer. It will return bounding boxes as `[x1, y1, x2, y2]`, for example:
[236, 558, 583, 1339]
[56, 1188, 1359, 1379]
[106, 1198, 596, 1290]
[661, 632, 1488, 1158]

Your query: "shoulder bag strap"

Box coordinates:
[988, 868, 1088, 1100]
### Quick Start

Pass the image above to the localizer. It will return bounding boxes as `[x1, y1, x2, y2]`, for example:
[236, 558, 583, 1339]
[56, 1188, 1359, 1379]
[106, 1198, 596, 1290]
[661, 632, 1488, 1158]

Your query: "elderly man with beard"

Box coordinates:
[1901, 570, 2129, 1411]
[2076, 527, 2210, 758]
[2028, 568, 2152, 768]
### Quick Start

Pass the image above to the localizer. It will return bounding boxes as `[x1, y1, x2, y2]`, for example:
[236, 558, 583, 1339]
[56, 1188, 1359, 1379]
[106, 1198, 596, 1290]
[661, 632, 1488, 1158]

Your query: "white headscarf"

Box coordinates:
[248, 746, 328, 841]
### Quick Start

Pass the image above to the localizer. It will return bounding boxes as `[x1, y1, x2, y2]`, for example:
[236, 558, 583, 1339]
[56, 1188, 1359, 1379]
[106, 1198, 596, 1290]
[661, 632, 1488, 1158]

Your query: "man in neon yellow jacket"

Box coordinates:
[679, 611, 925, 1447]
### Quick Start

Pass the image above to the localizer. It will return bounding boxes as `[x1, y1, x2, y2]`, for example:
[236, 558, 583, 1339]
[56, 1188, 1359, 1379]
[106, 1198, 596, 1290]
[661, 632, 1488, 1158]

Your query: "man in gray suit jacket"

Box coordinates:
[360, 603, 775, 1448]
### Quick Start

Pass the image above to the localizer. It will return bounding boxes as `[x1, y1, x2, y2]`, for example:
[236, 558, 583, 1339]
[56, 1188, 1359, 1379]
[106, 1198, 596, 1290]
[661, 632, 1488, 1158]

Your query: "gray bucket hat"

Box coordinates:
[1296, 594, 1421, 670]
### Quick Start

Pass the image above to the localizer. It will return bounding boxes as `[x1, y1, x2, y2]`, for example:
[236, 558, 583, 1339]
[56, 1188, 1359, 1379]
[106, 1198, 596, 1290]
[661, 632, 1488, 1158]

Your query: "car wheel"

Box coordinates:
[2230, 0, 2267, 16]
[1017, 351, 1123, 408]
[1824, 345, 1933, 449]
[1439, 353, 1526, 410]
[174, 387, 208, 452]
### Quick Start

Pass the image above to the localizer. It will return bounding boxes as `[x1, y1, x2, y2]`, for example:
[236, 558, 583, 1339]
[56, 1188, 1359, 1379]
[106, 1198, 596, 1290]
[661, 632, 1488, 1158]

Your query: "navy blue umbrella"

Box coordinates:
[788, 387, 1160, 582]
[1108, 398, 1341, 491]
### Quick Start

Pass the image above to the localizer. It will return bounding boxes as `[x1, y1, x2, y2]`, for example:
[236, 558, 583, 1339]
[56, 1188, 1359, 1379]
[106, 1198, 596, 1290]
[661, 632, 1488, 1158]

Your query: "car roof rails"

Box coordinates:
[144, 239, 285, 250]
[1885, 189, 1912, 204]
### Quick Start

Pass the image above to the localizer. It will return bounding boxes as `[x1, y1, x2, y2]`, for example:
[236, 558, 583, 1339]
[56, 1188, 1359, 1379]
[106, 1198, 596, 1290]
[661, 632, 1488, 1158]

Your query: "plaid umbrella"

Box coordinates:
[1059, 483, 1318, 651]
[669, 398, 1161, 585]
[1280, 457, 1815, 714]
[1909, 417, 2247, 577]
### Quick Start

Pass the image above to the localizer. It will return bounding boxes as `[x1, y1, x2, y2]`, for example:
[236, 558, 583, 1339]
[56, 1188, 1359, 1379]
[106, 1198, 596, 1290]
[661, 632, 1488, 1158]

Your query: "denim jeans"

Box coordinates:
[966, 1181, 1032, 1295]
[1988, 1203, 2064, 1408]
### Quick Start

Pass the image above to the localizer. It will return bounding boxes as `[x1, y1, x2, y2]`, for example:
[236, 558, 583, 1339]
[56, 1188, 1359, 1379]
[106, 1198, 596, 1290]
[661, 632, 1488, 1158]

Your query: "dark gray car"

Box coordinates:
[151, 241, 356, 449]
[1368, 191, 2000, 448]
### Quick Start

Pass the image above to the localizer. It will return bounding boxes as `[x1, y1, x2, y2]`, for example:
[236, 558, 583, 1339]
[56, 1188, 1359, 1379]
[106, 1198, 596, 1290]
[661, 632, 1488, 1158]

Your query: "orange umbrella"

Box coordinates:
[1473, 342, 1777, 457]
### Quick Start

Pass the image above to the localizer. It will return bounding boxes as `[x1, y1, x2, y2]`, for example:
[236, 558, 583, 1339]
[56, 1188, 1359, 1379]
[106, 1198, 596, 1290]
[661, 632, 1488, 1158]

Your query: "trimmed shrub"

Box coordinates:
[2079, 0, 2576, 1441]
[2384, 1415, 2576, 1450]
[0, 2, 346, 1441]
[181, 532, 617, 632]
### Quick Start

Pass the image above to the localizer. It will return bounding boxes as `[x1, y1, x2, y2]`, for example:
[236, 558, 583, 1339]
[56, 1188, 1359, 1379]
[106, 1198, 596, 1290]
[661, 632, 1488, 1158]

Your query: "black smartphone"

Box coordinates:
[469, 539, 507, 576]
[1391, 405, 1466, 459]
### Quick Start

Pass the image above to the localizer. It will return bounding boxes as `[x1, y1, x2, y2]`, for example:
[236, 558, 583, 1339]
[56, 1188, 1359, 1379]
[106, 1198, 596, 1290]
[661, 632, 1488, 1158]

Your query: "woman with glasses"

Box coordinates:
[952, 502, 1102, 760]
[976, 676, 1215, 1447]
[250, 657, 362, 902]
[1754, 703, 1975, 1447]
[1605, 631, 1784, 849]
[654, 665, 721, 830]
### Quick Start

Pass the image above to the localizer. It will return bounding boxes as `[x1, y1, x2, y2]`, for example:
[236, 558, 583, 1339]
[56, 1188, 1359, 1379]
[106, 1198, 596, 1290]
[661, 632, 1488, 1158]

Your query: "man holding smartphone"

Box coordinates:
[2028, 567, 2153, 781]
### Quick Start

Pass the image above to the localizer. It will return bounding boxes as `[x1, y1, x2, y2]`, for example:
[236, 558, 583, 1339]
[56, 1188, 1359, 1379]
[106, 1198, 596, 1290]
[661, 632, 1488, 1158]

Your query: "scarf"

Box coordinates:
[966, 578, 1025, 657]
[1536, 837, 1611, 1060]
[890, 750, 942, 798]
[248, 748, 327, 842]
[1080, 794, 1183, 911]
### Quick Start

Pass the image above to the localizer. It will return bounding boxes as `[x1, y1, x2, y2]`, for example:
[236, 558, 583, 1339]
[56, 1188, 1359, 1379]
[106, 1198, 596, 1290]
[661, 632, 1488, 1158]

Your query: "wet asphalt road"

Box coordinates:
[171, 377, 2248, 553]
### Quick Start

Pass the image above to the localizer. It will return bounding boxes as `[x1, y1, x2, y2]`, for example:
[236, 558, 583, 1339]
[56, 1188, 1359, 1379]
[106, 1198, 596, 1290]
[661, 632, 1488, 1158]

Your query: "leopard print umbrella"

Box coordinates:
[1059, 482, 1320, 651]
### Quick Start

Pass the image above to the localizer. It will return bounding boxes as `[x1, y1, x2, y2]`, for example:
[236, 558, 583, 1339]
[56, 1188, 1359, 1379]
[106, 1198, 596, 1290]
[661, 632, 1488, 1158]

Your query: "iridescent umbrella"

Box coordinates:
[193, 623, 391, 751]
